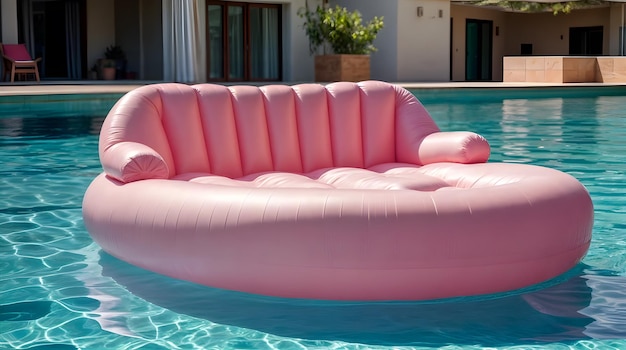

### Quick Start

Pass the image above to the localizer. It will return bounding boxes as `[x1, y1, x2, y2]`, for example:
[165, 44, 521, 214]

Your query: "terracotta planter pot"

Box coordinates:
[315, 54, 370, 82]
[102, 67, 116, 80]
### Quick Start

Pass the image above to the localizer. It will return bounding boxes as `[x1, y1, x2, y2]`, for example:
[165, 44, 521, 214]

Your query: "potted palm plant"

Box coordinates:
[298, 2, 384, 82]
[104, 44, 127, 79]
[99, 58, 116, 80]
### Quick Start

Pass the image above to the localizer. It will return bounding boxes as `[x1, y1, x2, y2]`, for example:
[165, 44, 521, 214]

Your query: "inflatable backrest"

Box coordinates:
[99, 81, 440, 178]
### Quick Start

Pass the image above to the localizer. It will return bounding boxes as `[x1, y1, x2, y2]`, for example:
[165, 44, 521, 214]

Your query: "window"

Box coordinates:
[569, 26, 603, 55]
[206, 1, 281, 81]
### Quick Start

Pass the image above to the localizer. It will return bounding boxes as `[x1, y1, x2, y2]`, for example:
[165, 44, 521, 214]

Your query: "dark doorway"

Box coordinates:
[450, 18, 453, 81]
[206, 1, 282, 82]
[466, 19, 492, 81]
[18, 0, 87, 80]
[569, 26, 603, 55]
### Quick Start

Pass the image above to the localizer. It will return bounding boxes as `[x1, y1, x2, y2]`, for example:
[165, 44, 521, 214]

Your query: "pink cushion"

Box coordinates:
[3, 44, 34, 61]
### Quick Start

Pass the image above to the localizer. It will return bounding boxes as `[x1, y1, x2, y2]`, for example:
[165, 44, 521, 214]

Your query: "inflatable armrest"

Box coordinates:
[101, 142, 170, 183]
[418, 131, 490, 164]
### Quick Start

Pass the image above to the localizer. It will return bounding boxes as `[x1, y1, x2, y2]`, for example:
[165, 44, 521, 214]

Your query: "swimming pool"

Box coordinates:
[1, 88, 625, 349]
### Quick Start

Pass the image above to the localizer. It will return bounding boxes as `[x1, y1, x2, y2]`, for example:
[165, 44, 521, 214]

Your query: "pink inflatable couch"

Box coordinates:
[82, 81, 593, 301]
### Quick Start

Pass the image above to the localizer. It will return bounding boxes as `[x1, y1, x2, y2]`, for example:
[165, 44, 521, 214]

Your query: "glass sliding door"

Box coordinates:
[250, 5, 280, 80]
[228, 5, 244, 80]
[207, 5, 223, 79]
[569, 26, 603, 55]
[465, 19, 492, 81]
[206, 1, 281, 82]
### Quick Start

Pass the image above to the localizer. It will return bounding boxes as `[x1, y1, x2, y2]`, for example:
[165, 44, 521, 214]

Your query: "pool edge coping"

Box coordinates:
[2, 81, 626, 97]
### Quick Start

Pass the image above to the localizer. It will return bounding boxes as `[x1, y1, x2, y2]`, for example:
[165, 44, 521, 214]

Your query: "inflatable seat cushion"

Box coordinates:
[174, 172, 335, 189]
[173, 164, 454, 191]
[309, 167, 450, 191]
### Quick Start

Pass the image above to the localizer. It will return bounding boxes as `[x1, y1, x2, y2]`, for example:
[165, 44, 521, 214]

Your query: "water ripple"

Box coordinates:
[1, 94, 625, 349]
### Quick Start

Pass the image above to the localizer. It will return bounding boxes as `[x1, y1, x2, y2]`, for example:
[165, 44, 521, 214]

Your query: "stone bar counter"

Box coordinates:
[503, 56, 626, 83]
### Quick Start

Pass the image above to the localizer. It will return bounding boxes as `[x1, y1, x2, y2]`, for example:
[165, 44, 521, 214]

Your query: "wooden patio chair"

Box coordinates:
[0, 43, 41, 83]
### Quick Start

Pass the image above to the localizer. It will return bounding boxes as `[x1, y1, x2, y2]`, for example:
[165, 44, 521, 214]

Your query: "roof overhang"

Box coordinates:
[451, 0, 625, 3]
[450, 0, 621, 12]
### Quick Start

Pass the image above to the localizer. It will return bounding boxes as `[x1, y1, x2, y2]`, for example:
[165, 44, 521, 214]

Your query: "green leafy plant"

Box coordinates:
[298, 3, 384, 55]
[105, 45, 126, 60]
[101, 59, 116, 68]
[473, 0, 603, 15]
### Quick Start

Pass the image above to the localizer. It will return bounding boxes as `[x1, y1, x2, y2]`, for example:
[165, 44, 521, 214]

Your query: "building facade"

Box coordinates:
[0, 0, 624, 83]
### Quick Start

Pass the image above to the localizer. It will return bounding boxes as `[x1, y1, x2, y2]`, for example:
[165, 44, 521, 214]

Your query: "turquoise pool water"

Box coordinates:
[1, 88, 625, 349]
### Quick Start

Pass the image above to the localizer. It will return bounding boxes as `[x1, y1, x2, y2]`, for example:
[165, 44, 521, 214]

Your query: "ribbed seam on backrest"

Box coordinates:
[194, 84, 243, 178]
[229, 86, 274, 175]
[292, 84, 334, 173]
[159, 84, 211, 175]
[358, 81, 397, 167]
[139, 81, 435, 178]
[326, 82, 364, 168]
[261, 85, 304, 173]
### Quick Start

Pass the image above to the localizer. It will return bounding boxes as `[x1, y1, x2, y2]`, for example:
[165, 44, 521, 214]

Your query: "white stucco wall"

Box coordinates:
[397, 0, 450, 82]
[335, 0, 450, 82]
[282, 0, 319, 82]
